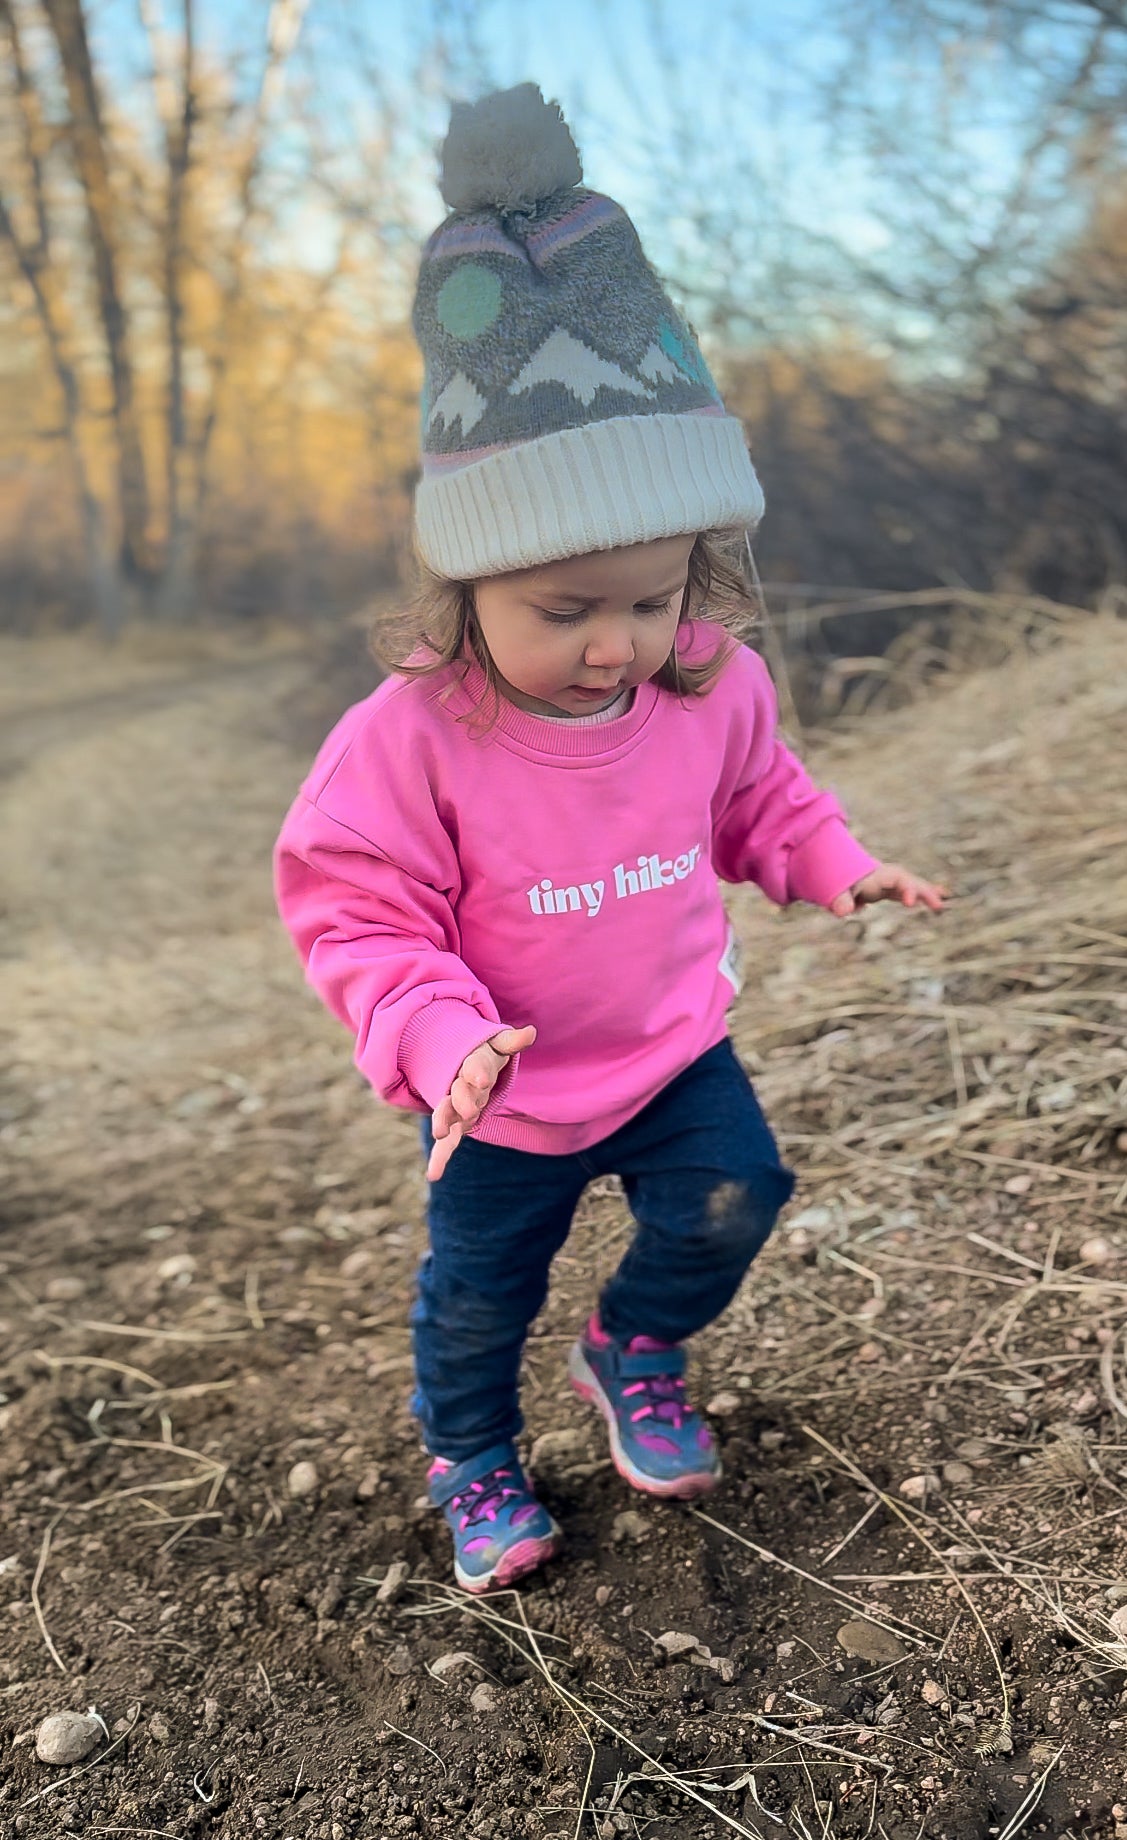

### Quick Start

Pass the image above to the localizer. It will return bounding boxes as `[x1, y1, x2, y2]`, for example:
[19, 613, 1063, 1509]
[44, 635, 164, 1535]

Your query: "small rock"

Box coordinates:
[147, 1712, 170, 1743]
[1079, 1236, 1112, 1265]
[1109, 1605, 1127, 1640]
[470, 1682, 499, 1713]
[706, 1391, 741, 1417]
[1004, 1173, 1034, 1195]
[339, 1247, 374, 1280]
[111, 1702, 140, 1738]
[315, 1574, 345, 1621]
[376, 1561, 410, 1605]
[776, 1640, 796, 1660]
[157, 1252, 197, 1282]
[35, 1710, 102, 1765]
[657, 1631, 704, 1657]
[712, 1655, 736, 1683]
[611, 1510, 649, 1544]
[277, 1225, 318, 1246]
[942, 1461, 974, 1488]
[384, 1644, 412, 1676]
[11, 1728, 35, 1747]
[595, 1585, 613, 1607]
[356, 1468, 381, 1501]
[836, 1620, 905, 1664]
[202, 1697, 221, 1733]
[955, 1436, 990, 1461]
[759, 1429, 786, 1451]
[855, 1341, 882, 1364]
[431, 1651, 480, 1679]
[899, 1474, 939, 1500]
[286, 1461, 319, 1499]
[529, 1427, 585, 1469]
[44, 1276, 86, 1302]
[921, 1679, 946, 1705]
[1116, 1131, 1127, 1156]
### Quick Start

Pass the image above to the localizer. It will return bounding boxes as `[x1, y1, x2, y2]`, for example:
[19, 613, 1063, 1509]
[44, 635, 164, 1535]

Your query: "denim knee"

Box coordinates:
[698, 1163, 795, 1261]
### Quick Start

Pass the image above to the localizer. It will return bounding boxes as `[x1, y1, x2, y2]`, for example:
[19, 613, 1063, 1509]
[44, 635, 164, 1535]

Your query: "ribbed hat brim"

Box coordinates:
[414, 413, 764, 578]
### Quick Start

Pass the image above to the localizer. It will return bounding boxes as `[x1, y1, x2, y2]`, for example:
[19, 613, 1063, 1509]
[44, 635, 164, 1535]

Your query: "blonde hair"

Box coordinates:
[373, 531, 758, 724]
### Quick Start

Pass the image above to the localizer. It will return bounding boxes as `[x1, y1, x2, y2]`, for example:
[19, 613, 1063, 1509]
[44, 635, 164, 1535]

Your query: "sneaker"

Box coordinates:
[568, 1318, 721, 1499]
[428, 1442, 563, 1594]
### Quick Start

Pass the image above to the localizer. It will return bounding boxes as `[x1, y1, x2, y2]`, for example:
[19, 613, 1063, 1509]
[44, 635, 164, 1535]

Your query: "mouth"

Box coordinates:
[569, 683, 625, 699]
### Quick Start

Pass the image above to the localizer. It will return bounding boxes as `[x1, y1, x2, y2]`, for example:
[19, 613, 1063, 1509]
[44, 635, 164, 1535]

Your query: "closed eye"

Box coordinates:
[539, 599, 674, 626]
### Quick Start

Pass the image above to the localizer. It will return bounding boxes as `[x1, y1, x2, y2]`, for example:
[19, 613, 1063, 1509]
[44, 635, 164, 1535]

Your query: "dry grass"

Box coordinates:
[3, 601, 1127, 1835]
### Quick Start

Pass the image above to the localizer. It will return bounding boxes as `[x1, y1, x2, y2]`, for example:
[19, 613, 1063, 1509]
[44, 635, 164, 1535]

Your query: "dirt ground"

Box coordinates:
[3, 614, 1127, 1840]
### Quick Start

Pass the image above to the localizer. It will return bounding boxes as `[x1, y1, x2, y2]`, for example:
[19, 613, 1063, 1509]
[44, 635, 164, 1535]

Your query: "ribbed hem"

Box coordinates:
[397, 999, 519, 1112]
[415, 413, 765, 578]
[787, 821, 880, 909]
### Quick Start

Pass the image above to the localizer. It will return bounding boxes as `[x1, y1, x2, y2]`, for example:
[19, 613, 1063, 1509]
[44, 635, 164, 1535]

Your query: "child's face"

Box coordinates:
[473, 534, 696, 718]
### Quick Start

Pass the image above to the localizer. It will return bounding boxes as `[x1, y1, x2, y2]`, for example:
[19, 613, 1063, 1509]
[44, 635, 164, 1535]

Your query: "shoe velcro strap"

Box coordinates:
[428, 1441, 520, 1508]
[610, 1346, 686, 1382]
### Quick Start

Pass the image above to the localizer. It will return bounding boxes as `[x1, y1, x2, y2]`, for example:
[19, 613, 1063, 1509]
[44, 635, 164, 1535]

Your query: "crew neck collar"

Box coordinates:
[445, 660, 660, 760]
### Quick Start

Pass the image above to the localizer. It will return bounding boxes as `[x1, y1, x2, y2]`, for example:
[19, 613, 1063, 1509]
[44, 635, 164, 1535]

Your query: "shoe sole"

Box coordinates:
[567, 1343, 721, 1500]
[454, 1526, 563, 1595]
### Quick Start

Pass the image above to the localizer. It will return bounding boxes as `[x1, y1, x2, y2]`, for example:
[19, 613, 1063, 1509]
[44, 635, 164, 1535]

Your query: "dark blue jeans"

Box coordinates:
[412, 1037, 795, 1461]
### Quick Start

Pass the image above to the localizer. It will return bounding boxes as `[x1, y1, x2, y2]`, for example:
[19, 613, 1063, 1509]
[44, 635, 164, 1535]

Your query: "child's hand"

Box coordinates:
[830, 863, 947, 919]
[427, 1025, 536, 1182]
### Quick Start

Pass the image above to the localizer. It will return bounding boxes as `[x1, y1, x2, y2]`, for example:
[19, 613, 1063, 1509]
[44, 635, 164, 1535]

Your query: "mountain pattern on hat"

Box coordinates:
[415, 186, 724, 474]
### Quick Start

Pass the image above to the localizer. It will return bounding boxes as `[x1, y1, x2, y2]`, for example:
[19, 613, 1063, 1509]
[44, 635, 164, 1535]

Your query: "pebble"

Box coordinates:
[1080, 1236, 1112, 1264]
[1108, 1605, 1127, 1640]
[339, 1248, 374, 1280]
[470, 1682, 499, 1713]
[431, 1650, 480, 1679]
[148, 1712, 170, 1743]
[286, 1461, 319, 1499]
[529, 1428, 585, 1468]
[356, 1469, 381, 1500]
[611, 1510, 649, 1544]
[595, 1585, 613, 1607]
[706, 1391, 741, 1417]
[35, 1710, 102, 1765]
[836, 1620, 905, 1664]
[855, 1341, 882, 1364]
[942, 1461, 974, 1488]
[657, 1631, 703, 1657]
[44, 1276, 86, 1302]
[921, 1679, 946, 1706]
[384, 1644, 412, 1676]
[202, 1697, 221, 1734]
[157, 1253, 196, 1282]
[955, 1436, 990, 1461]
[376, 1561, 410, 1605]
[899, 1473, 939, 1500]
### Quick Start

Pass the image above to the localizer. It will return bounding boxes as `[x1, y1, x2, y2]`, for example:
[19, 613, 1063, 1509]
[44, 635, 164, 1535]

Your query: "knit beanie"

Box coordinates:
[411, 83, 764, 581]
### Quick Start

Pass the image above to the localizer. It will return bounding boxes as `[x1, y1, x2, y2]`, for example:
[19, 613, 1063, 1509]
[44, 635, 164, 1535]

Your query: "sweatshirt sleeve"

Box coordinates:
[274, 794, 519, 1115]
[711, 648, 879, 907]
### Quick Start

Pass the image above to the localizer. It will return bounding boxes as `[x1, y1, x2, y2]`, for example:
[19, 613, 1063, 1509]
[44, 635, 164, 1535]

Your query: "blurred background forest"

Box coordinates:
[2, 0, 1126, 709]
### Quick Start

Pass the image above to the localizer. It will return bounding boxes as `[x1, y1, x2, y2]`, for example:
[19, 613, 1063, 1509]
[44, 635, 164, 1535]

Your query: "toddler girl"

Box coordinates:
[274, 85, 944, 1593]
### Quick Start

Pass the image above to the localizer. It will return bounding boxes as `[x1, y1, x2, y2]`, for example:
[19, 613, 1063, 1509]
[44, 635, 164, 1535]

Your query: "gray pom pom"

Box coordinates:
[439, 83, 582, 215]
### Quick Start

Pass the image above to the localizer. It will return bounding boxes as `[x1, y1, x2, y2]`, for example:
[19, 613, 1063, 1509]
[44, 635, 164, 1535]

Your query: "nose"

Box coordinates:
[583, 618, 636, 671]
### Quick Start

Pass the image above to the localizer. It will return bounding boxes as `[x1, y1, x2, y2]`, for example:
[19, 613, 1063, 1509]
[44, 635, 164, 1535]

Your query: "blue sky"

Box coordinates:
[86, 0, 1113, 349]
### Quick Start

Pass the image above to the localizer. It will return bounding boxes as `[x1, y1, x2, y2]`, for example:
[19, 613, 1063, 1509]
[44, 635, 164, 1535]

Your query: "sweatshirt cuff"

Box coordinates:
[787, 820, 880, 908]
[397, 999, 518, 1113]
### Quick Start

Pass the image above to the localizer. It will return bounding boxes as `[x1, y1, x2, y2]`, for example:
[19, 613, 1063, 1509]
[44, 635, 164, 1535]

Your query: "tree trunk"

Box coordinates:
[41, 0, 151, 587]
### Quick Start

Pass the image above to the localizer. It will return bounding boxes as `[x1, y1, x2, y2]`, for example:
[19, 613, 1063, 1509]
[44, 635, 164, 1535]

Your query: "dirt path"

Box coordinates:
[2, 622, 1126, 1839]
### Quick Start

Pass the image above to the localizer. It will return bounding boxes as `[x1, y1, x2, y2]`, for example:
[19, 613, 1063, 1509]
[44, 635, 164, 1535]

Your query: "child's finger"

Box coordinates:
[451, 1073, 491, 1122]
[427, 1121, 463, 1181]
[830, 891, 856, 918]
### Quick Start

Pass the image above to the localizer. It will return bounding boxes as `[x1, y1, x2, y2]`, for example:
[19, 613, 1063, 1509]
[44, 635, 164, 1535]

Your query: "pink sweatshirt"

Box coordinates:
[273, 624, 878, 1154]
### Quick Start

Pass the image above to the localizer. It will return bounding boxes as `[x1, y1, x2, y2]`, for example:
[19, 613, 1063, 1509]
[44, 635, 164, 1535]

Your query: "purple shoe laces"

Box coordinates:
[621, 1372, 689, 1430]
[448, 1467, 540, 1533]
